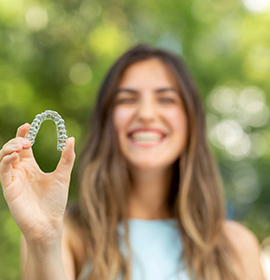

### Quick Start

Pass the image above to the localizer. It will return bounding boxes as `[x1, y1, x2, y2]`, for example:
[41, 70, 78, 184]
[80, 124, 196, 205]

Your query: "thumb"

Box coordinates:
[55, 137, 76, 180]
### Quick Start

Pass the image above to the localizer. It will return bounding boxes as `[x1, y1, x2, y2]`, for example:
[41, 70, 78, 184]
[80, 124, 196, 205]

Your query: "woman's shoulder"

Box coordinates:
[222, 219, 260, 257]
[63, 203, 87, 278]
[223, 220, 258, 245]
[222, 220, 265, 280]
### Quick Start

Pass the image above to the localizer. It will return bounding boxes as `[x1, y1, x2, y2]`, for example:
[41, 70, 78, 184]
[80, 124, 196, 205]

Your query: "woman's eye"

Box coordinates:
[160, 98, 175, 103]
[117, 98, 136, 104]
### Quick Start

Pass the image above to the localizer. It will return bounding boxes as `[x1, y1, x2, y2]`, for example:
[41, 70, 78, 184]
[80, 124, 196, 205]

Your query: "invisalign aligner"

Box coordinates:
[24, 110, 68, 151]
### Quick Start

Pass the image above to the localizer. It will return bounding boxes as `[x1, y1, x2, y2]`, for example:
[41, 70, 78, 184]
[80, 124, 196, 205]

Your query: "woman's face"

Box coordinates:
[113, 58, 188, 171]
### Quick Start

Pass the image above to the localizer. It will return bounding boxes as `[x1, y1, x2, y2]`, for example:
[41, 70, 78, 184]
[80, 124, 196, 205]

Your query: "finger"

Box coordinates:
[0, 152, 19, 188]
[0, 143, 23, 163]
[17, 139, 33, 161]
[55, 137, 76, 183]
[16, 124, 34, 160]
[16, 123, 31, 138]
[2, 137, 27, 149]
[0, 138, 32, 162]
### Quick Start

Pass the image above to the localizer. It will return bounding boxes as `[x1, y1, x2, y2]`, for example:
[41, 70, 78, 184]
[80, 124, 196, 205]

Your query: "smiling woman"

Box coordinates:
[0, 44, 265, 280]
[113, 59, 187, 174]
[71, 44, 264, 280]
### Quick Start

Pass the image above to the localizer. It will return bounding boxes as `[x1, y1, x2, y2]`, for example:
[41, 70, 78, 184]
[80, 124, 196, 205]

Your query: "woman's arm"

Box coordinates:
[0, 123, 76, 280]
[20, 218, 77, 280]
[224, 220, 265, 280]
[20, 235, 68, 280]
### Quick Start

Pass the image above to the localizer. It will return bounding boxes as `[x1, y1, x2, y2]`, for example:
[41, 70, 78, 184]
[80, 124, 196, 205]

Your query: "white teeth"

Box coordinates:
[130, 132, 163, 142]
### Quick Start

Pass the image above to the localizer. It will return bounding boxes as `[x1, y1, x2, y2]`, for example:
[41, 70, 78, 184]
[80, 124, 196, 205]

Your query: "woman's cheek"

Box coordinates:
[113, 107, 135, 129]
[166, 107, 187, 131]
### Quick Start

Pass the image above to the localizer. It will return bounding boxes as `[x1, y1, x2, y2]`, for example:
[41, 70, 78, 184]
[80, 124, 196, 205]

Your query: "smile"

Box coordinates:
[128, 132, 165, 147]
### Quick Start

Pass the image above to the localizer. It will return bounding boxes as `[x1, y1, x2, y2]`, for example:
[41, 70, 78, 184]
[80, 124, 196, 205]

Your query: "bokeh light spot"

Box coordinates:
[207, 86, 237, 114]
[87, 23, 132, 57]
[25, 6, 48, 31]
[242, 0, 270, 13]
[220, 14, 245, 41]
[210, 120, 251, 159]
[69, 63, 92, 85]
[238, 87, 269, 127]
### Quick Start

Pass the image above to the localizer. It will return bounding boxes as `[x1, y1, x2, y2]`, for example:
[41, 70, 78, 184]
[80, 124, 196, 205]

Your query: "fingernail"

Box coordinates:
[68, 137, 74, 144]
[22, 140, 30, 145]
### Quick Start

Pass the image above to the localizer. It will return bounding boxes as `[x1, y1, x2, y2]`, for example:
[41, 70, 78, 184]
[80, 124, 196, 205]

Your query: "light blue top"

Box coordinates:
[78, 219, 190, 280]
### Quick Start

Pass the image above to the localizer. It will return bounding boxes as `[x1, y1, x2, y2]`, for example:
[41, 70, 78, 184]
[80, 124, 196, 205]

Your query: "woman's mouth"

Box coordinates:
[128, 131, 165, 147]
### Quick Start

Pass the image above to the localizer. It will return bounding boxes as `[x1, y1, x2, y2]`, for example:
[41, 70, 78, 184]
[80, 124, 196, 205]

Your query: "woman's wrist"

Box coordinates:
[24, 224, 63, 255]
[26, 235, 62, 256]
[22, 235, 66, 280]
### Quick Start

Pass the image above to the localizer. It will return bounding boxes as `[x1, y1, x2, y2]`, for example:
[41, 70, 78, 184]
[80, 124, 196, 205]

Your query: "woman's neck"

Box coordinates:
[127, 166, 173, 220]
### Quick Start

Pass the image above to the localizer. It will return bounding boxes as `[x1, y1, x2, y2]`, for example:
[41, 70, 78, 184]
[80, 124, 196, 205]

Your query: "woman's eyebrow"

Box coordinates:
[116, 87, 178, 94]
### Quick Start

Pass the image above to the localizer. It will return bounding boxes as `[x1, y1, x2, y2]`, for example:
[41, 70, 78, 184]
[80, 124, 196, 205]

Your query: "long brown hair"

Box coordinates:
[73, 44, 242, 280]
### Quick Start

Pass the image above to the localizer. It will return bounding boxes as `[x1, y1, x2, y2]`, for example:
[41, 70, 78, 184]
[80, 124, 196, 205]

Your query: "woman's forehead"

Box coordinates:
[118, 59, 179, 90]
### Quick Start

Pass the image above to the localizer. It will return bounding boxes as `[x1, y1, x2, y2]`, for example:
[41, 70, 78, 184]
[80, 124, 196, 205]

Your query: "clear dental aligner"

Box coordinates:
[24, 110, 68, 152]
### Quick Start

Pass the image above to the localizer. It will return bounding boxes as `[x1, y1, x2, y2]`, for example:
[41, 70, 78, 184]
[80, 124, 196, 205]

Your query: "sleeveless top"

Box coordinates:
[77, 219, 191, 280]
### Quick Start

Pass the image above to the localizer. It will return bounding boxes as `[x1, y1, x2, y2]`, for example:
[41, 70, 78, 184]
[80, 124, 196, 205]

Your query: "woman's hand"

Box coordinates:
[0, 123, 76, 246]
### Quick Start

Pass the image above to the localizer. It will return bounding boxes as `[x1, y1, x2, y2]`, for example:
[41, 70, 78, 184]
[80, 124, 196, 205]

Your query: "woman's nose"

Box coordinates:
[136, 97, 157, 122]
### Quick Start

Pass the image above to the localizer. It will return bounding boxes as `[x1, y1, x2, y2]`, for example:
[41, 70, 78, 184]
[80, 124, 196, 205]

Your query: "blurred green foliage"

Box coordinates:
[1, 0, 270, 278]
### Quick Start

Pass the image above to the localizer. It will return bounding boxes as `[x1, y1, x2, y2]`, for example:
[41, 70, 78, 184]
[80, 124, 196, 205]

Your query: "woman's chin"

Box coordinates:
[127, 160, 170, 172]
